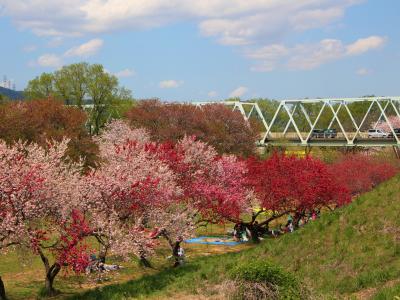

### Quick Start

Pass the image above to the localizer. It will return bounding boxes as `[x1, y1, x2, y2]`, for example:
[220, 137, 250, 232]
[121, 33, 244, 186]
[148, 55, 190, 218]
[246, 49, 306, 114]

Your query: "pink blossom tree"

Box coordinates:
[372, 115, 400, 132]
[0, 139, 87, 296]
[82, 121, 182, 266]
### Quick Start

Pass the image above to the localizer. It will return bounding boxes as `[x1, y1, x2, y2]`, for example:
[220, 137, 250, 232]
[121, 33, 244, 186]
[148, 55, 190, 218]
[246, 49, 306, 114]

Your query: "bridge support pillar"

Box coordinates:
[305, 146, 312, 156]
[393, 146, 400, 159]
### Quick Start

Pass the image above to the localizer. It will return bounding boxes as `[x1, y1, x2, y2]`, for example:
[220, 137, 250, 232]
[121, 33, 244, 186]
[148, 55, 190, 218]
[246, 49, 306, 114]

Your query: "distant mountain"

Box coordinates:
[0, 86, 24, 100]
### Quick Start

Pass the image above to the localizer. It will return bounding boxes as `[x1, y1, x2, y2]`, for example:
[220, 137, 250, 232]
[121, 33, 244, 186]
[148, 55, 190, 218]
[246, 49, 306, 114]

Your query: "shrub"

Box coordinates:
[228, 260, 308, 300]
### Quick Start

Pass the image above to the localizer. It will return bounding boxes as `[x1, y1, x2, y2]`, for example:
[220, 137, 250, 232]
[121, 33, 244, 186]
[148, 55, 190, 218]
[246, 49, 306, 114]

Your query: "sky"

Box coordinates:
[0, 0, 399, 101]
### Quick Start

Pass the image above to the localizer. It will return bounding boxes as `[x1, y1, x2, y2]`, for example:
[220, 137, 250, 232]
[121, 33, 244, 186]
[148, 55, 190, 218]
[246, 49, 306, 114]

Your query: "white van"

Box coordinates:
[368, 129, 388, 138]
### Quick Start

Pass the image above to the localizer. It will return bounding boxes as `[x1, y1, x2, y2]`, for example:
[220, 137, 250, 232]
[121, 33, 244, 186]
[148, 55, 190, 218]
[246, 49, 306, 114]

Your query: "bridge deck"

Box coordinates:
[262, 132, 400, 147]
[263, 140, 399, 147]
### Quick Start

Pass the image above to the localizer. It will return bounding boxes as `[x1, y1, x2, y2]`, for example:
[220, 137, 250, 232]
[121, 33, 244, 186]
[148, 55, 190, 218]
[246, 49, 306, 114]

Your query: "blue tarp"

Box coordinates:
[185, 236, 243, 246]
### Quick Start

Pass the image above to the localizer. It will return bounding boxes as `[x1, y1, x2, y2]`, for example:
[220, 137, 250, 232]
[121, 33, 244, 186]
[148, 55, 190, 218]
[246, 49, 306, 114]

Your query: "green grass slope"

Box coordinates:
[72, 175, 400, 300]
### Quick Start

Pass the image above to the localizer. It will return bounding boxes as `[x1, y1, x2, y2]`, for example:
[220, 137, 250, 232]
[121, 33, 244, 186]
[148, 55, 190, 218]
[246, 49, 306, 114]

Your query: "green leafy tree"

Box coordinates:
[54, 63, 88, 107]
[24, 63, 134, 135]
[24, 72, 56, 99]
[85, 64, 118, 134]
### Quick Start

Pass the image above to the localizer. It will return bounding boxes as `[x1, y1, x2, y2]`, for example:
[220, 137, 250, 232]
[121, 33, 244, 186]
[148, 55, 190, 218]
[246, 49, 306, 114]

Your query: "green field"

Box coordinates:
[1, 175, 400, 299]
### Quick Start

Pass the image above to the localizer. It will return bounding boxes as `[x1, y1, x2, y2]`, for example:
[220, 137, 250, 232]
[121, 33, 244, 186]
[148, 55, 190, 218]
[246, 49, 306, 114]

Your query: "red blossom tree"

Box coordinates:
[328, 154, 398, 196]
[144, 135, 251, 253]
[244, 154, 351, 237]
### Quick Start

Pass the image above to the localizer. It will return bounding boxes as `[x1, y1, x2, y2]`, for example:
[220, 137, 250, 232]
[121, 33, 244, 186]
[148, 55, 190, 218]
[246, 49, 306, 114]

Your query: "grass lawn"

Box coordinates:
[2, 174, 400, 299]
[0, 222, 251, 300]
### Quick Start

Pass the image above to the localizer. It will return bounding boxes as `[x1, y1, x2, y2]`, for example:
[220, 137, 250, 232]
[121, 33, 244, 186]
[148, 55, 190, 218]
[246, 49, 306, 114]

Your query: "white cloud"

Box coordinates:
[246, 44, 288, 71]
[289, 7, 345, 31]
[346, 36, 386, 56]
[3, 0, 378, 71]
[159, 80, 183, 89]
[28, 38, 104, 69]
[287, 39, 345, 70]
[229, 86, 248, 98]
[247, 35, 387, 71]
[115, 68, 136, 78]
[356, 68, 372, 76]
[64, 38, 104, 57]
[34, 54, 63, 67]
[23, 45, 37, 53]
[208, 91, 218, 98]
[47, 37, 64, 48]
[1, 1, 362, 39]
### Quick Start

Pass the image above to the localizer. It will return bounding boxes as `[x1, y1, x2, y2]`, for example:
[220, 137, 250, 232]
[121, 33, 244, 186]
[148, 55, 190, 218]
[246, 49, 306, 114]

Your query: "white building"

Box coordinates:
[0, 76, 15, 90]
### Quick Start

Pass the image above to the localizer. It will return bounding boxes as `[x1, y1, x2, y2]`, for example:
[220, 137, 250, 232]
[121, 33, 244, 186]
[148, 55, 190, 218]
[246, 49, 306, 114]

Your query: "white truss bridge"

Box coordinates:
[194, 97, 400, 148]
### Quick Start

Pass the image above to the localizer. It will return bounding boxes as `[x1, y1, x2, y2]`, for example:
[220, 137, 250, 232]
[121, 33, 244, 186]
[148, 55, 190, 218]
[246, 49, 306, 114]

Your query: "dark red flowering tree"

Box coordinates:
[243, 154, 351, 237]
[125, 100, 259, 157]
[328, 154, 398, 196]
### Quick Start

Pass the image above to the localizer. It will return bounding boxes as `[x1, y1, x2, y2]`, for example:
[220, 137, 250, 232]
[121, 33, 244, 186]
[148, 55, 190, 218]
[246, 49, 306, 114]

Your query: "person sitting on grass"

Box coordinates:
[85, 254, 123, 274]
[233, 222, 245, 242]
[286, 214, 293, 227]
[288, 221, 294, 233]
[311, 211, 317, 221]
[172, 236, 185, 267]
[270, 225, 283, 237]
[251, 221, 266, 242]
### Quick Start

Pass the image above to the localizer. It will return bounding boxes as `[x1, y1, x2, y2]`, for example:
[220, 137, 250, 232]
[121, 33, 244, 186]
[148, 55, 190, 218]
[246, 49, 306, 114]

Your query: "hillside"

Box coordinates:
[71, 174, 400, 300]
[0, 86, 24, 100]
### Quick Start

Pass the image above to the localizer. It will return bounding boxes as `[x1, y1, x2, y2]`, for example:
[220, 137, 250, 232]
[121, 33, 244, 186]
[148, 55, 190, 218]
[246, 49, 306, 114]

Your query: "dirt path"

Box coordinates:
[350, 278, 400, 299]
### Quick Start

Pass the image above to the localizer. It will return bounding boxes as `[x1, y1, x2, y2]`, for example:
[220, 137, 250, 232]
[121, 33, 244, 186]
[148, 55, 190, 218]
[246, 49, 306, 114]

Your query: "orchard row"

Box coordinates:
[0, 116, 397, 297]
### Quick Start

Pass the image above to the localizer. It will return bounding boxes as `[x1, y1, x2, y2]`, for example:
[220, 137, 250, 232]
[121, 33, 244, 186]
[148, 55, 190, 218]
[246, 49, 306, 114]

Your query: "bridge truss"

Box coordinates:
[194, 97, 400, 148]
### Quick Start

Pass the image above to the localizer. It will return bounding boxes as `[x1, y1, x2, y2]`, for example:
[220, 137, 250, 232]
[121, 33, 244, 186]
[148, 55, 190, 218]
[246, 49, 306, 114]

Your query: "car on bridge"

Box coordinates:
[368, 129, 389, 138]
[311, 128, 337, 139]
[388, 128, 400, 138]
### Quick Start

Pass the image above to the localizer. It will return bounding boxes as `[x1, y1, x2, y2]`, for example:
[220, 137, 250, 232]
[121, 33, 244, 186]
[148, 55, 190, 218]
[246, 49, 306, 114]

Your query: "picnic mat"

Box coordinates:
[185, 236, 243, 246]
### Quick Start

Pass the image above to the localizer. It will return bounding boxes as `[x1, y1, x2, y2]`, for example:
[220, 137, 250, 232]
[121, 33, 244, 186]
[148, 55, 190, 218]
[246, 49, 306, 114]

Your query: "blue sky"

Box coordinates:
[0, 0, 399, 101]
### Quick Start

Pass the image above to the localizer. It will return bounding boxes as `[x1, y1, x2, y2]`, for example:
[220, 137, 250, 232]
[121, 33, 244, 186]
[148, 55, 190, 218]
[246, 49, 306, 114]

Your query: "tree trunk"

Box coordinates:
[44, 263, 61, 296]
[38, 248, 61, 296]
[248, 225, 260, 243]
[137, 245, 152, 268]
[158, 230, 182, 267]
[0, 276, 7, 300]
[98, 246, 108, 263]
[139, 256, 152, 268]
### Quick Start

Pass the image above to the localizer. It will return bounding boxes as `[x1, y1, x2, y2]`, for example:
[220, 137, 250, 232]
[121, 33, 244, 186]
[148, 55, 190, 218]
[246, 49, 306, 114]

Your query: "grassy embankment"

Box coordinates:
[70, 174, 400, 299]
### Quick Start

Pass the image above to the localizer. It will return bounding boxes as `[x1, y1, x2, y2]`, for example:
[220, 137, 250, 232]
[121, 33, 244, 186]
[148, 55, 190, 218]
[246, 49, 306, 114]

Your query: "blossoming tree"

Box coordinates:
[82, 121, 182, 266]
[146, 136, 251, 249]
[88, 121, 251, 264]
[244, 154, 351, 238]
[372, 115, 400, 132]
[0, 139, 88, 296]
